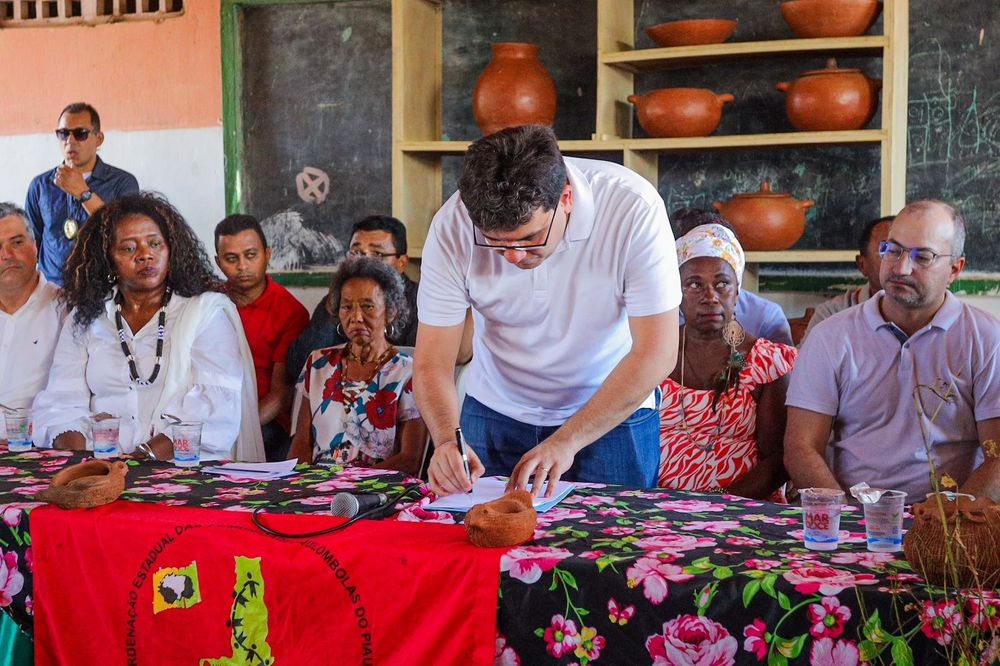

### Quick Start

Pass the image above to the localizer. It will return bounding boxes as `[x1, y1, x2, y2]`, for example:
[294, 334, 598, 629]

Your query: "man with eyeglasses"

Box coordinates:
[800, 215, 893, 343]
[416, 125, 681, 497]
[24, 102, 139, 286]
[785, 200, 1000, 502]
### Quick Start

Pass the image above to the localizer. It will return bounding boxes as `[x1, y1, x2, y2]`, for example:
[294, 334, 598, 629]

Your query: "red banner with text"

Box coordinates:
[32, 502, 500, 666]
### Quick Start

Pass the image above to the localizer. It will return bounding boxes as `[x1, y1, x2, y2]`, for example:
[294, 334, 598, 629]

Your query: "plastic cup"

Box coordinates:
[90, 417, 121, 459]
[3, 408, 32, 453]
[863, 490, 907, 552]
[172, 422, 203, 467]
[801, 487, 845, 551]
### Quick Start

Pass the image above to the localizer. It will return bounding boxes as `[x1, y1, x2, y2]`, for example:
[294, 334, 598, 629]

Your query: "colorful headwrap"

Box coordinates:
[675, 224, 745, 287]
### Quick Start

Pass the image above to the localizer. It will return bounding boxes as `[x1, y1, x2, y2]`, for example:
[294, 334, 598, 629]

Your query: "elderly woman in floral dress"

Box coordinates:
[658, 224, 797, 499]
[290, 258, 427, 475]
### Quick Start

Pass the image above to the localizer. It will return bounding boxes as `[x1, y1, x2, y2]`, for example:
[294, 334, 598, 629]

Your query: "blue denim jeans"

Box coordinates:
[459, 395, 660, 488]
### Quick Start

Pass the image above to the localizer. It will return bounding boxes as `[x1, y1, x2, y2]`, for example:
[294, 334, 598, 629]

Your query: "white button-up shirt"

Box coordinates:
[418, 157, 681, 425]
[0, 274, 65, 437]
[31, 293, 243, 458]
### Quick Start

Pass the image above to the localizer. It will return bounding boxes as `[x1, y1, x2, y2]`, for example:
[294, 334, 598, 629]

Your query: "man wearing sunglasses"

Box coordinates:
[415, 125, 681, 497]
[785, 200, 1000, 502]
[24, 102, 139, 285]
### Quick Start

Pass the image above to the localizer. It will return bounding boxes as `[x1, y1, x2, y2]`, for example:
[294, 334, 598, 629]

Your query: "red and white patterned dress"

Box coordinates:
[658, 338, 797, 491]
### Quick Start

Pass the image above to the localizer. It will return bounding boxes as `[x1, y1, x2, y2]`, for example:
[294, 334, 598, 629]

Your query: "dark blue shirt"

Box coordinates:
[24, 156, 139, 285]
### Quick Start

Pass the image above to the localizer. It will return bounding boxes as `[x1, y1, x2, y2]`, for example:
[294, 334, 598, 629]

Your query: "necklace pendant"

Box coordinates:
[63, 218, 79, 240]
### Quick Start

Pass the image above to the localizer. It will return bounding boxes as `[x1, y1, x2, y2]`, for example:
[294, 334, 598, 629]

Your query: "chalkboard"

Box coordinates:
[240, 0, 392, 270]
[234, 0, 1000, 271]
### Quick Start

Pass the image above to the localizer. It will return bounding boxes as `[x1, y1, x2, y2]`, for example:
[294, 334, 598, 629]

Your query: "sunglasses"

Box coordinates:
[55, 128, 94, 141]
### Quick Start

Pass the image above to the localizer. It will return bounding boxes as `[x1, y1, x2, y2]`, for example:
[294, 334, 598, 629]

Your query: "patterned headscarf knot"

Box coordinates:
[676, 224, 745, 287]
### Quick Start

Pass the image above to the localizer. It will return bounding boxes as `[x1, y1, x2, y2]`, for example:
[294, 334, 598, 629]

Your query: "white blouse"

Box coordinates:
[31, 293, 243, 458]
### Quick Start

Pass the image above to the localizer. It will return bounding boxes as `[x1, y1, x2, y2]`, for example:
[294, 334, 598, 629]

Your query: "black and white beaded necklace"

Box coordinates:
[114, 288, 172, 386]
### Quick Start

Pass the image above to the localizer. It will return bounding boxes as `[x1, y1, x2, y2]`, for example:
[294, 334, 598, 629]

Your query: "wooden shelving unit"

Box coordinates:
[392, 0, 909, 260]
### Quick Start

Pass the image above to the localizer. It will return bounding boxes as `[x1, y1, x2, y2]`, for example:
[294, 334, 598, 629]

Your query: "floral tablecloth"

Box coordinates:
[0, 447, 995, 665]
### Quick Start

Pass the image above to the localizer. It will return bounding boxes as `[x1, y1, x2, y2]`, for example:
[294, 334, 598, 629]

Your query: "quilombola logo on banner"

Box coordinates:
[123, 522, 375, 665]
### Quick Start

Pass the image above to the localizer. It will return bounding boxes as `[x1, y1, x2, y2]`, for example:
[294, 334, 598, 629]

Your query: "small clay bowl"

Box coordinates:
[645, 19, 738, 48]
[781, 0, 883, 38]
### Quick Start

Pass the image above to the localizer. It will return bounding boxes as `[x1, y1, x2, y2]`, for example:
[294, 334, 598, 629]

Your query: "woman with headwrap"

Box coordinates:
[658, 224, 796, 498]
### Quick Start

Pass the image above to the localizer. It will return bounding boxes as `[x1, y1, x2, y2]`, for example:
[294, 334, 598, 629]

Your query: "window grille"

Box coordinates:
[0, 0, 184, 27]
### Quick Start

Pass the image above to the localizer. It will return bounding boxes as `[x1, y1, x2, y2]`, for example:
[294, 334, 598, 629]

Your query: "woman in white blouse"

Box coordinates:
[32, 193, 264, 461]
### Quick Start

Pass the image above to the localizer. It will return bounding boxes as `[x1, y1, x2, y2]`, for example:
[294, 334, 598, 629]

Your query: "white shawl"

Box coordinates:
[152, 291, 265, 462]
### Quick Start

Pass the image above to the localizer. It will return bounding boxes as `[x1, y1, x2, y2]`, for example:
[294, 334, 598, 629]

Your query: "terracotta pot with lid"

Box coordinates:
[628, 88, 735, 138]
[776, 59, 882, 131]
[713, 181, 815, 251]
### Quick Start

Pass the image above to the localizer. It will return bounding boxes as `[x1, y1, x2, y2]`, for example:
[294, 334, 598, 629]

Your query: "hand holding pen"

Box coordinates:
[427, 427, 485, 497]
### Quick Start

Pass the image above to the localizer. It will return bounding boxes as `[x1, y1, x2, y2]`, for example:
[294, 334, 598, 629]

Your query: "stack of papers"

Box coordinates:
[202, 459, 299, 481]
[424, 476, 575, 513]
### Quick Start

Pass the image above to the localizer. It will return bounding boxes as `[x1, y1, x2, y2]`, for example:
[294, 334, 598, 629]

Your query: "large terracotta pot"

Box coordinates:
[776, 59, 882, 131]
[628, 88, 735, 138]
[781, 0, 883, 38]
[472, 43, 557, 137]
[645, 19, 738, 47]
[713, 181, 815, 251]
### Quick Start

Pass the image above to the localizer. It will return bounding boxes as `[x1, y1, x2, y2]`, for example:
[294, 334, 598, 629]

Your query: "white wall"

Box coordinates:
[0, 126, 225, 251]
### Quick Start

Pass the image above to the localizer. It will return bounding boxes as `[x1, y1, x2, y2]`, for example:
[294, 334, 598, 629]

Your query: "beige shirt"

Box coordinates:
[0, 274, 65, 437]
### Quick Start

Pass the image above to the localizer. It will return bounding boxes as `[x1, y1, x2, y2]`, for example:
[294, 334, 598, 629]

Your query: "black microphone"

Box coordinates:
[330, 492, 389, 518]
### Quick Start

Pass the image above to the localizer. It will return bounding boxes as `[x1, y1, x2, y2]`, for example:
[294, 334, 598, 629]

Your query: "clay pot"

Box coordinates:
[713, 181, 815, 251]
[903, 494, 1000, 588]
[464, 490, 537, 548]
[628, 88, 735, 138]
[776, 59, 882, 131]
[645, 19, 738, 48]
[781, 0, 883, 38]
[35, 459, 128, 510]
[472, 43, 557, 137]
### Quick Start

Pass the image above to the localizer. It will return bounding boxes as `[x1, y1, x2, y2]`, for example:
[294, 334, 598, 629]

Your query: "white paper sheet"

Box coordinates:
[424, 476, 575, 513]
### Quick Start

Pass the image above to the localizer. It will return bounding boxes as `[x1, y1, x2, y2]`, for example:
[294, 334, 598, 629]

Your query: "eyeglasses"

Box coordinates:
[878, 241, 956, 268]
[347, 250, 401, 259]
[682, 279, 736, 296]
[55, 128, 94, 141]
[473, 205, 558, 252]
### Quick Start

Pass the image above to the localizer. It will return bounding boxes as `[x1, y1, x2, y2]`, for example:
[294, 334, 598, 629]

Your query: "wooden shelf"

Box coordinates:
[392, 0, 908, 268]
[399, 139, 629, 153]
[746, 250, 857, 263]
[400, 131, 883, 155]
[602, 36, 888, 73]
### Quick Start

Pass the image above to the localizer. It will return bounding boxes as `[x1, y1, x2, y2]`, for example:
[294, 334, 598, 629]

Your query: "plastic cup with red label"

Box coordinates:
[171, 421, 203, 467]
[801, 487, 845, 551]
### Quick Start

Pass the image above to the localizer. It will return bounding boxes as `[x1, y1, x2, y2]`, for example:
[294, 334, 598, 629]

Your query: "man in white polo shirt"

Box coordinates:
[785, 200, 1000, 501]
[0, 203, 65, 437]
[415, 125, 680, 496]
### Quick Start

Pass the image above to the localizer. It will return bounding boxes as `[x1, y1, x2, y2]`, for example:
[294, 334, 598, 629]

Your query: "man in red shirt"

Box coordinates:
[215, 215, 309, 461]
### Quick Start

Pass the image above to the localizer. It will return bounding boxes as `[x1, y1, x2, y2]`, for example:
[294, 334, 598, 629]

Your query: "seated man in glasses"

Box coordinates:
[785, 200, 1000, 502]
[24, 102, 139, 285]
[416, 125, 681, 496]
[800, 215, 893, 343]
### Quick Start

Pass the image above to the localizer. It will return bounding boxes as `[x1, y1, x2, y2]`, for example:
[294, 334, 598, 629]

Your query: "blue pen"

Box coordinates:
[455, 427, 472, 491]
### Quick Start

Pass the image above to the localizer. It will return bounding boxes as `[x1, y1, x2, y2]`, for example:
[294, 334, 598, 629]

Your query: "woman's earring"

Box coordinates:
[721, 316, 745, 351]
[336, 322, 345, 339]
[385, 320, 397, 340]
[107, 272, 117, 284]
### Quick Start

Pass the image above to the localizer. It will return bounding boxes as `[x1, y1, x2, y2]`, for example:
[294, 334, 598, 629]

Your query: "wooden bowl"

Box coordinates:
[780, 0, 882, 38]
[645, 19, 738, 48]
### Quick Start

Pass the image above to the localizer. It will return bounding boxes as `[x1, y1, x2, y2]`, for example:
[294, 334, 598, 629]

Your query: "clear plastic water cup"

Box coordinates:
[3, 408, 32, 453]
[863, 489, 907, 552]
[172, 422, 203, 467]
[801, 487, 845, 551]
[90, 416, 121, 459]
